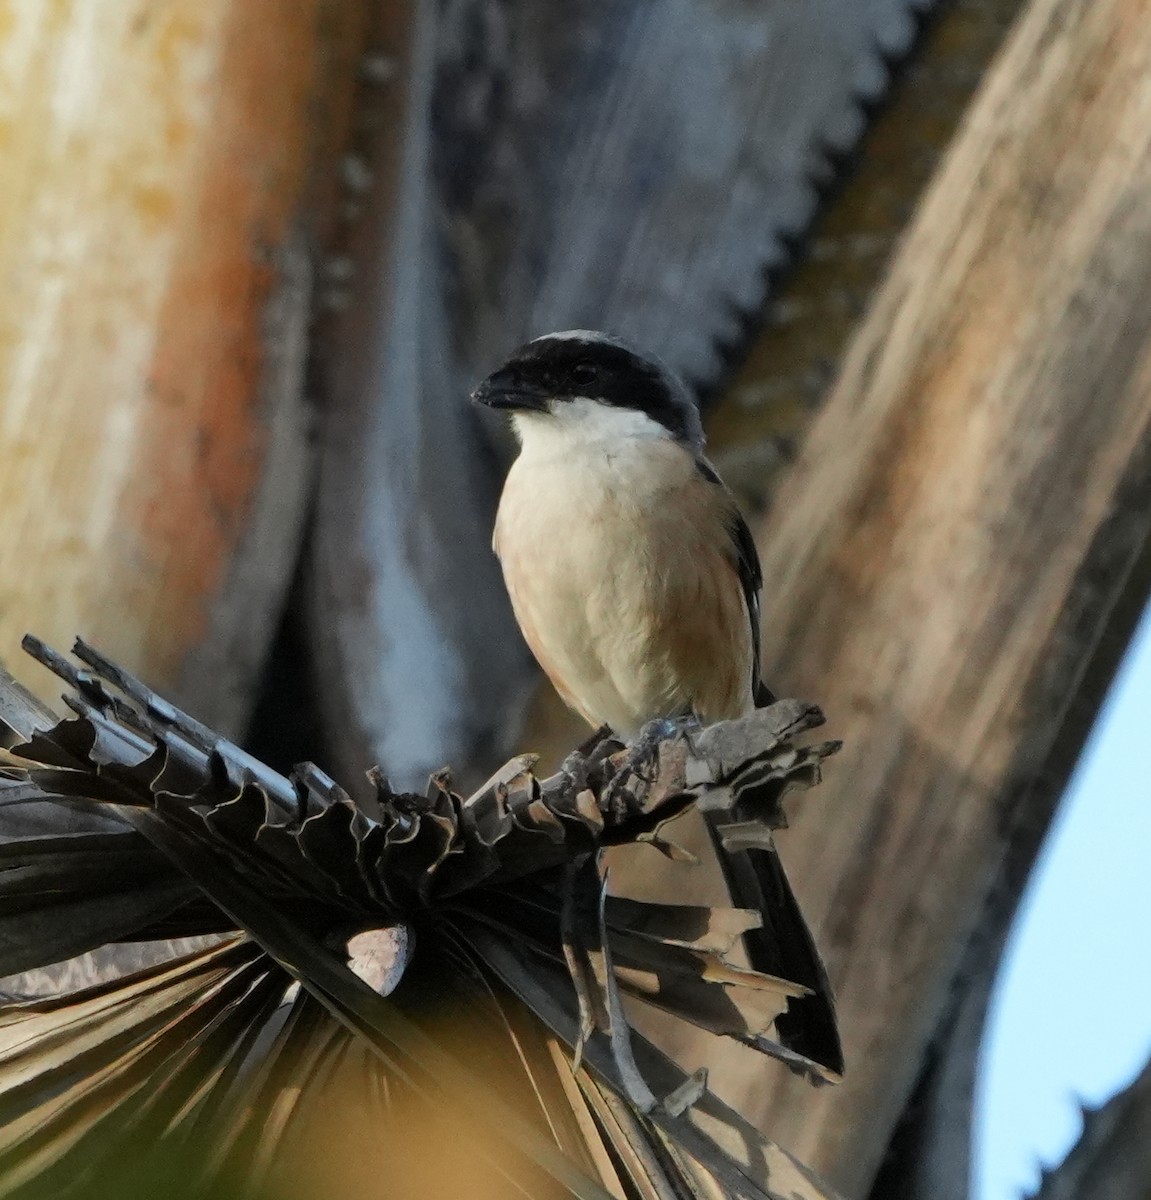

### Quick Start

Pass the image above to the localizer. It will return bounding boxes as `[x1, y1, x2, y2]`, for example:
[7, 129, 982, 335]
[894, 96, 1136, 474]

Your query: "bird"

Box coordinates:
[470, 329, 772, 740]
[471, 329, 842, 1084]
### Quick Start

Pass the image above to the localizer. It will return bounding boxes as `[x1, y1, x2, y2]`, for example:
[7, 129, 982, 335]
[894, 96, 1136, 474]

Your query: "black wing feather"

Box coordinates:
[694, 458, 773, 705]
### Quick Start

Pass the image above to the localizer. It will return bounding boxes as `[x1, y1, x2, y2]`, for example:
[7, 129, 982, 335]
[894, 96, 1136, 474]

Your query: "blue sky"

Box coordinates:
[976, 603, 1151, 1197]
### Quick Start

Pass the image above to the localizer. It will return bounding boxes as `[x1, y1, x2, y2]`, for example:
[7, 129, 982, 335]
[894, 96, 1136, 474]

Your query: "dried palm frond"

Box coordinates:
[0, 637, 843, 1200]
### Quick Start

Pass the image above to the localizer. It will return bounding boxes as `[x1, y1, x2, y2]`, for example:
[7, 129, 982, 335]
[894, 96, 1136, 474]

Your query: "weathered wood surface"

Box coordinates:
[309, 0, 940, 790]
[0, 2, 368, 735]
[714, 0, 1151, 1192]
[435, 0, 937, 389]
[708, 0, 1028, 509]
[307, 0, 529, 791]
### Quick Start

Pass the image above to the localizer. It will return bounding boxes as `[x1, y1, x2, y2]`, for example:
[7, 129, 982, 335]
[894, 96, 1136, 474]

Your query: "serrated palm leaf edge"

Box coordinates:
[0, 637, 844, 1200]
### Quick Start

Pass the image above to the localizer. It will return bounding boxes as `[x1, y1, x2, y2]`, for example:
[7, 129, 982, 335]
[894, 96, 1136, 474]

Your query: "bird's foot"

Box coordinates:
[602, 715, 699, 818]
[627, 715, 699, 777]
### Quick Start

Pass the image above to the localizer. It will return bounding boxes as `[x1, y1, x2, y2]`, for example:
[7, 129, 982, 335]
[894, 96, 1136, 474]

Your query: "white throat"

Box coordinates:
[511, 397, 672, 462]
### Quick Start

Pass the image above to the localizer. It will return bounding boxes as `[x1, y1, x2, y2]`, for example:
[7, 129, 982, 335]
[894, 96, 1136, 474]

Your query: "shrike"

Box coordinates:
[471, 329, 842, 1083]
[471, 329, 772, 739]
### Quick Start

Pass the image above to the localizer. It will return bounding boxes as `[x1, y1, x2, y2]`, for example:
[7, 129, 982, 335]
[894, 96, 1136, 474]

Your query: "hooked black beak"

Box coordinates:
[469, 369, 552, 412]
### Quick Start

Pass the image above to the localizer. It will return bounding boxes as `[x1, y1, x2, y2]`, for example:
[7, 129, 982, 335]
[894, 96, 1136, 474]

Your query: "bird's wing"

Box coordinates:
[694, 459, 772, 705]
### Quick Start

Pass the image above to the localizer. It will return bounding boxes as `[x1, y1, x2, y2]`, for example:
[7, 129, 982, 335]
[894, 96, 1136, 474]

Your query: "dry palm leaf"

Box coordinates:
[0, 637, 842, 1200]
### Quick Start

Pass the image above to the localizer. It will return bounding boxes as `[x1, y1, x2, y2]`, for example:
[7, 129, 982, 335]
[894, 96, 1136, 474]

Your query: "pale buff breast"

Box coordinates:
[494, 421, 756, 738]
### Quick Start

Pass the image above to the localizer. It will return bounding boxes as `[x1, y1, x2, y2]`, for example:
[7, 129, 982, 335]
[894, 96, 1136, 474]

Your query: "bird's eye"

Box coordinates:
[571, 362, 598, 385]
